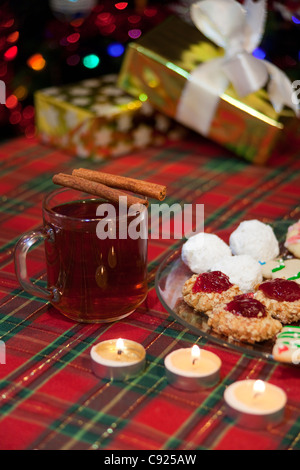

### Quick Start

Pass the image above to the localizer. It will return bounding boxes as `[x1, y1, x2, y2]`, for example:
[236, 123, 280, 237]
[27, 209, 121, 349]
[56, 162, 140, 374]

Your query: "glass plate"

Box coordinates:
[155, 220, 297, 363]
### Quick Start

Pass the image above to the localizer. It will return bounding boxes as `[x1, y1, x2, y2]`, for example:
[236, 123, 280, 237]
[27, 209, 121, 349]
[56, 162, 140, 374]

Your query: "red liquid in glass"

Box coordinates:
[44, 200, 148, 322]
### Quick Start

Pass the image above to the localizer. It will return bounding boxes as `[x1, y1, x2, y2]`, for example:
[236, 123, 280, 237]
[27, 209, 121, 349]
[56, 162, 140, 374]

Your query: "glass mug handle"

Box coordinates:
[14, 226, 60, 302]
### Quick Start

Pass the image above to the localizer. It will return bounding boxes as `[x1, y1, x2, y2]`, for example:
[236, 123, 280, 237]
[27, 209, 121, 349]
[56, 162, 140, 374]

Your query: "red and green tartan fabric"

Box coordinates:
[0, 134, 300, 450]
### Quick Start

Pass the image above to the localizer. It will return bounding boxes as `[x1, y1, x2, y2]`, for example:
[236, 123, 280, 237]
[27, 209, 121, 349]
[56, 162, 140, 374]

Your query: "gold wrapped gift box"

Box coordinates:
[118, 16, 298, 164]
[34, 74, 186, 161]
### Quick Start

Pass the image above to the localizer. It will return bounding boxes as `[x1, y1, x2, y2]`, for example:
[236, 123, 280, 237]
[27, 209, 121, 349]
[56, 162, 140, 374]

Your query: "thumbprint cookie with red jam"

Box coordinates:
[255, 278, 300, 324]
[207, 294, 282, 344]
[182, 271, 241, 314]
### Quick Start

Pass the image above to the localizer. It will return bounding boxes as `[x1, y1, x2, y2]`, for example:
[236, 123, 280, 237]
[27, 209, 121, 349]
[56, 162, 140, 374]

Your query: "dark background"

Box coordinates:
[0, 0, 299, 142]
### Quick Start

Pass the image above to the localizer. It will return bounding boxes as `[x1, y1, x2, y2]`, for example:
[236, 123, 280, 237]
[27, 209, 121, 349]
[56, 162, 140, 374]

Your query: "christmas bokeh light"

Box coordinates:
[107, 42, 125, 57]
[67, 32, 81, 43]
[115, 2, 128, 10]
[128, 28, 142, 39]
[7, 31, 19, 43]
[27, 54, 46, 71]
[253, 48, 266, 60]
[4, 46, 18, 61]
[5, 94, 18, 109]
[83, 53, 100, 69]
[0, 0, 169, 138]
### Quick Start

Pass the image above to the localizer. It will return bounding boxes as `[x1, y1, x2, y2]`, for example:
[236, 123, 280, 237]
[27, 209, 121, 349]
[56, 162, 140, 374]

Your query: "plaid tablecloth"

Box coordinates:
[0, 135, 300, 451]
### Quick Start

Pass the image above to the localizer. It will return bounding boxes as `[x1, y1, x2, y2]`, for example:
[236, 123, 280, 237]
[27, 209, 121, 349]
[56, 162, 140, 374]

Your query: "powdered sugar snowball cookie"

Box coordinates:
[210, 255, 263, 293]
[181, 232, 232, 273]
[229, 219, 279, 262]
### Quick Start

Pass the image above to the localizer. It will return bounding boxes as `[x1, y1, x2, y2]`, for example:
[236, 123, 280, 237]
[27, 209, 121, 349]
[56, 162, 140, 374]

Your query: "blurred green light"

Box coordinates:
[83, 54, 100, 69]
[139, 93, 148, 102]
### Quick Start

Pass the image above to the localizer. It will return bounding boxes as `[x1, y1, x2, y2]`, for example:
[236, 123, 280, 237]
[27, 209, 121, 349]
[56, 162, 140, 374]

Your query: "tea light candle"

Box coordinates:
[90, 338, 146, 381]
[164, 345, 221, 390]
[224, 379, 287, 429]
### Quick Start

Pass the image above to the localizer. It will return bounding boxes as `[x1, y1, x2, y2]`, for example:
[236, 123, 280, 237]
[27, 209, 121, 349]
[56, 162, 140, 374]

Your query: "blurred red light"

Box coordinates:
[100, 24, 116, 35]
[97, 12, 114, 25]
[67, 33, 80, 44]
[115, 2, 128, 9]
[23, 105, 35, 120]
[128, 15, 141, 24]
[2, 18, 14, 28]
[4, 45, 18, 61]
[9, 111, 21, 125]
[6, 94, 18, 109]
[7, 31, 19, 43]
[70, 18, 84, 27]
[144, 7, 157, 17]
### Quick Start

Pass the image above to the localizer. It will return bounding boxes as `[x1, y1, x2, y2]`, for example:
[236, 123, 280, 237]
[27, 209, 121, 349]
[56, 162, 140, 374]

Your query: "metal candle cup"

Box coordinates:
[164, 346, 221, 391]
[90, 338, 146, 381]
[224, 379, 287, 429]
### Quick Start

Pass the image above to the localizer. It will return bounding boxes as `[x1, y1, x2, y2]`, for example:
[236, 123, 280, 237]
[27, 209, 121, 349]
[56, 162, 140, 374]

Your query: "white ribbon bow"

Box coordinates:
[176, 0, 299, 136]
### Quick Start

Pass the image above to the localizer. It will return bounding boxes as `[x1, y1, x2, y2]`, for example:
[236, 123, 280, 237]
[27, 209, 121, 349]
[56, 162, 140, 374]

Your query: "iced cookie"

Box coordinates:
[211, 254, 262, 293]
[261, 258, 300, 284]
[181, 232, 231, 274]
[256, 278, 300, 324]
[229, 219, 279, 262]
[208, 294, 282, 344]
[272, 326, 300, 363]
[261, 258, 285, 279]
[182, 271, 241, 313]
[284, 220, 300, 258]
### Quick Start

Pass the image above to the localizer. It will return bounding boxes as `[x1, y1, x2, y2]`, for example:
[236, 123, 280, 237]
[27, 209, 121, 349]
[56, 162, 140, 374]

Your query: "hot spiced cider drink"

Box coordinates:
[44, 195, 148, 322]
[15, 170, 166, 324]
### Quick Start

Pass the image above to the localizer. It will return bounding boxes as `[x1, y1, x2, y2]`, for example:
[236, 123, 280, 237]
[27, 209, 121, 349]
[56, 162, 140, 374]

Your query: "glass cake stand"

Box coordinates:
[155, 220, 297, 364]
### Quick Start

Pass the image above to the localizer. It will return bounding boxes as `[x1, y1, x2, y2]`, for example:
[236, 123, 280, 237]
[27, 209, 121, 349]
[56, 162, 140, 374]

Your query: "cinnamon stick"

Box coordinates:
[72, 168, 166, 201]
[52, 173, 149, 207]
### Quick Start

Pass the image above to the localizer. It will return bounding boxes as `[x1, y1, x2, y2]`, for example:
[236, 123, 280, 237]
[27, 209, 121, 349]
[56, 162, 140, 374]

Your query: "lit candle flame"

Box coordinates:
[191, 345, 200, 365]
[116, 338, 124, 355]
[253, 379, 265, 398]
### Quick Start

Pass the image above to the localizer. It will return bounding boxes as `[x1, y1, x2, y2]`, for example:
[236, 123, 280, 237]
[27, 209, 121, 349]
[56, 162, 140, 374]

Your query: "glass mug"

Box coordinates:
[14, 188, 148, 323]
